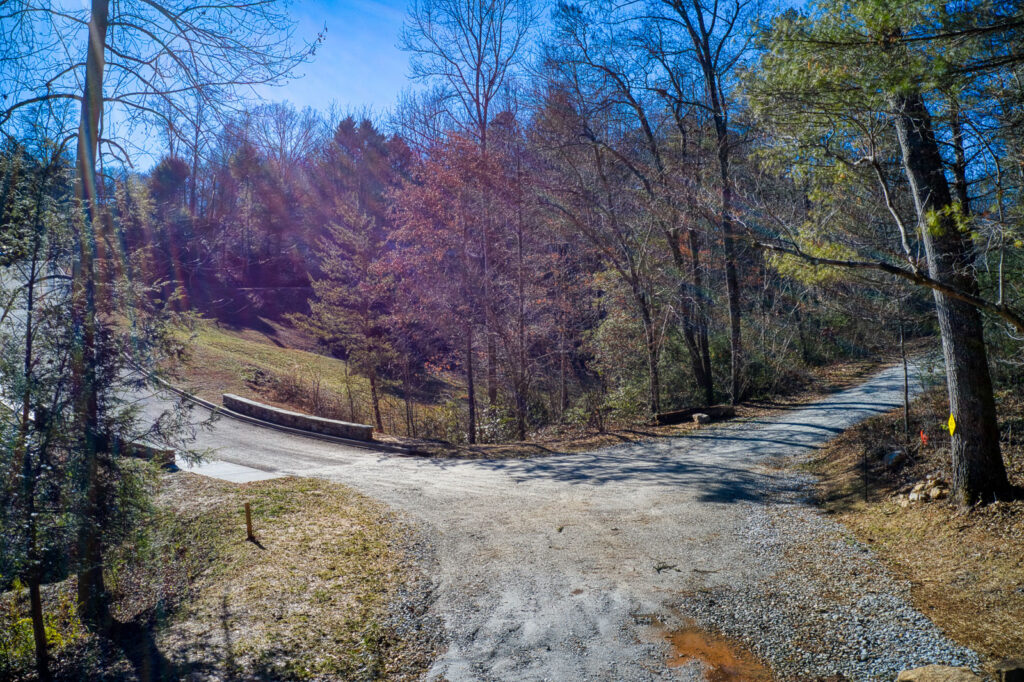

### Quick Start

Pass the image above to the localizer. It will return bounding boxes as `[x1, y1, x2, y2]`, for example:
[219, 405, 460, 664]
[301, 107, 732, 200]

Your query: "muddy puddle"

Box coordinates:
[641, 615, 772, 681]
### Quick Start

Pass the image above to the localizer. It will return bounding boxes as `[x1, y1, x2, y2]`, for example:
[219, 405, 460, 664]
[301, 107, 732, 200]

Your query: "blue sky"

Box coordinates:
[257, 0, 413, 115]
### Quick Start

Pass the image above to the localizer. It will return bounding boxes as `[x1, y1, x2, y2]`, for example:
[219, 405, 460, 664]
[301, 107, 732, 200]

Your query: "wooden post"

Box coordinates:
[244, 502, 253, 541]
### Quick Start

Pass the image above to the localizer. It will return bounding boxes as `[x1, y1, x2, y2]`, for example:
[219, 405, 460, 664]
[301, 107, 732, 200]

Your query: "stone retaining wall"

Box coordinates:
[222, 394, 374, 441]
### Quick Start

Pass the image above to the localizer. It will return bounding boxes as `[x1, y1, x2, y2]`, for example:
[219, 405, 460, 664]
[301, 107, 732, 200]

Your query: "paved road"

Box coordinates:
[143, 363, 976, 680]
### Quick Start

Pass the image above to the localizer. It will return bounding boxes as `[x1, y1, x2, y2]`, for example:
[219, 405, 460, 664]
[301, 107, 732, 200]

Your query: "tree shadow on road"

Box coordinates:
[461, 440, 804, 504]
[438, 394, 910, 503]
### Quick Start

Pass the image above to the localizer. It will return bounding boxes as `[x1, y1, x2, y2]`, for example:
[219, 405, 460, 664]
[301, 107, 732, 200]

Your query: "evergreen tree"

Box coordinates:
[747, 0, 1024, 504]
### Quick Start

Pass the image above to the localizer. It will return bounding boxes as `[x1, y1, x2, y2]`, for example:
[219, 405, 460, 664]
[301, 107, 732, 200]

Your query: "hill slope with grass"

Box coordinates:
[173, 318, 446, 437]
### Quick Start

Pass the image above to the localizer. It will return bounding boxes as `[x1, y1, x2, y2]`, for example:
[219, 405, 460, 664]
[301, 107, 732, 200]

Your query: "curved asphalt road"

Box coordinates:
[140, 362, 972, 680]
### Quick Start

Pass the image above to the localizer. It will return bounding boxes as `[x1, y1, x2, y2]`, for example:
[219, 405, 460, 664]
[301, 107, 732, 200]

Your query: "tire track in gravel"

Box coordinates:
[147, 362, 978, 681]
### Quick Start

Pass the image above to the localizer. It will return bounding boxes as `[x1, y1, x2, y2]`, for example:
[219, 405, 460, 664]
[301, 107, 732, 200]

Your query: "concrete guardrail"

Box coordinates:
[114, 437, 176, 468]
[2, 394, 175, 467]
[222, 394, 375, 442]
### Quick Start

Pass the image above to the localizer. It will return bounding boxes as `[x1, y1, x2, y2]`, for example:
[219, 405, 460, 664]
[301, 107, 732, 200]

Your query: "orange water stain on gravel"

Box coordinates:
[663, 626, 772, 681]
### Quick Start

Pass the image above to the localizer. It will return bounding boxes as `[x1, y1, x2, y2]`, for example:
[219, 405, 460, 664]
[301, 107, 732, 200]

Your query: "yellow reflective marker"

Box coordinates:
[948, 413, 957, 436]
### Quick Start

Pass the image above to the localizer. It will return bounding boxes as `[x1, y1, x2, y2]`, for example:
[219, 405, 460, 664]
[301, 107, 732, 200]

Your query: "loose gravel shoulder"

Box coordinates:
[672, 466, 978, 680]
[148, 362, 980, 680]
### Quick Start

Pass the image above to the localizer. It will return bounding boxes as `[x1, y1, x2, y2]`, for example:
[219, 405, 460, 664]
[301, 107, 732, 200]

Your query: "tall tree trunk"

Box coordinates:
[29, 573, 51, 682]
[676, 297, 709, 405]
[369, 373, 383, 431]
[558, 325, 568, 419]
[466, 326, 477, 444]
[22, 307, 50, 682]
[685, 16, 743, 405]
[480, 151, 498, 408]
[716, 121, 743, 404]
[22, 241, 50, 682]
[73, 0, 111, 630]
[687, 228, 714, 405]
[189, 142, 199, 216]
[515, 384, 526, 441]
[638, 301, 661, 415]
[948, 94, 970, 213]
[18, 222, 38, 453]
[890, 90, 1009, 506]
[516, 216, 527, 440]
[664, 223, 715, 406]
[486, 330, 497, 406]
[403, 365, 414, 437]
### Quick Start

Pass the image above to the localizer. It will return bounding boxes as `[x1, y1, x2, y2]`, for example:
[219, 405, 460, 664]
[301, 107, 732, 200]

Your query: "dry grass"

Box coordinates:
[149, 474, 438, 681]
[805, 385, 1024, 668]
[172, 318, 368, 407]
[8, 473, 439, 681]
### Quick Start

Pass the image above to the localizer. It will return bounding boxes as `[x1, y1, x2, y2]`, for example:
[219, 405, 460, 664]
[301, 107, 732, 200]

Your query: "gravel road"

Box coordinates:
[145, 363, 978, 681]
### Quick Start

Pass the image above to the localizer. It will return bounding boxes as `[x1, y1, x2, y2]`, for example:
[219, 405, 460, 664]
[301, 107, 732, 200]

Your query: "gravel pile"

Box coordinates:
[673, 465, 980, 681]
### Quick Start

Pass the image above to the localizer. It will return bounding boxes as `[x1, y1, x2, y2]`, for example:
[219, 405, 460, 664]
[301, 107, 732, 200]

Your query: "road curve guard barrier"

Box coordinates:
[115, 438, 176, 468]
[222, 394, 375, 442]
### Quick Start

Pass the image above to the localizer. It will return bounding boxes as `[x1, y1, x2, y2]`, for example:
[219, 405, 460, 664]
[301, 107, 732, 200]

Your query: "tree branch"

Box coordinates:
[755, 239, 1024, 334]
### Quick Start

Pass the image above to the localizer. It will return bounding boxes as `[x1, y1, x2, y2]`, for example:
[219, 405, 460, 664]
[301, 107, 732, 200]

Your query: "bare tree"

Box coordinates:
[648, 0, 760, 403]
[1, 0, 311, 627]
[534, 90, 668, 415]
[544, 1, 719, 405]
[392, 87, 456, 154]
[401, 0, 537, 151]
[402, 0, 538, 407]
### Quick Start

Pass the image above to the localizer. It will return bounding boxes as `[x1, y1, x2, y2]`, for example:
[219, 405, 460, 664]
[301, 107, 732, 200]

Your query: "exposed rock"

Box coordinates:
[693, 413, 712, 425]
[928, 487, 948, 501]
[896, 665, 982, 682]
[912, 482, 927, 494]
[656, 405, 735, 425]
[909, 491, 923, 502]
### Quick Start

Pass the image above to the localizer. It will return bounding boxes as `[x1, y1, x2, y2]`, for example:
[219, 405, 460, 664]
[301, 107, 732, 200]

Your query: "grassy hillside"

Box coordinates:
[173, 318, 444, 437]
[148, 475, 439, 680]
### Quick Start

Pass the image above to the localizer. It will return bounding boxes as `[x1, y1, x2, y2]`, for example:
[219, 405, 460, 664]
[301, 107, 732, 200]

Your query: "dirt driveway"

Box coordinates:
[153, 363, 978, 680]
